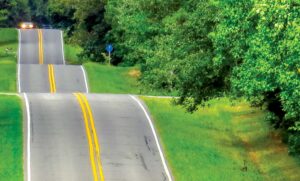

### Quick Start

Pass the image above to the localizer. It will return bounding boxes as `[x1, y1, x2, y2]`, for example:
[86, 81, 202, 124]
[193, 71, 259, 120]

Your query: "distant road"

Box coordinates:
[19, 29, 172, 181]
[19, 29, 64, 64]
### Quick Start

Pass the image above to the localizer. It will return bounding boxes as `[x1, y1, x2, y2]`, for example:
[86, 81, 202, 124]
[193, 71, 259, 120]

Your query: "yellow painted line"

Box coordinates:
[50, 65, 56, 93]
[48, 65, 56, 93]
[48, 65, 53, 93]
[74, 93, 105, 181]
[78, 93, 105, 181]
[38, 29, 44, 64]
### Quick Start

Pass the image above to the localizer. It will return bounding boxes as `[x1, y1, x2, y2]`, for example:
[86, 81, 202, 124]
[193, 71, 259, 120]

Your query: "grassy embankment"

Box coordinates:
[0, 95, 23, 181]
[0, 28, 17, 92]
[0, 28, 22, 180]
[142, 97, 300, 181]
[64, 44, 176, 95]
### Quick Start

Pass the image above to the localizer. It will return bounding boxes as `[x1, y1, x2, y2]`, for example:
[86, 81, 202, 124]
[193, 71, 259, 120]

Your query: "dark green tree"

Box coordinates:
[0, 0, 30, 27]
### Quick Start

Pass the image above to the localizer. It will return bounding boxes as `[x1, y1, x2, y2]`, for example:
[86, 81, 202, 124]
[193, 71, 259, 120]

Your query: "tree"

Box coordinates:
[213, 0, 300, 154]
[0, 0, 30, 27]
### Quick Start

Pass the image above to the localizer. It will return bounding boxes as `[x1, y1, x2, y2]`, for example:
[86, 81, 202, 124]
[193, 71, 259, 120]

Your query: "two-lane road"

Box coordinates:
[19, 29, 172, 181]
[19, 29, 64, 64]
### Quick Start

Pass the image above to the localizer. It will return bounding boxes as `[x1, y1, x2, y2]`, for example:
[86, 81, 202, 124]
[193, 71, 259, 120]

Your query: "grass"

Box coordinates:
[84, 62, 141, 94]
[142, 97, 300, 181]
[83, 62, 177, 95]
[0, 28, 17, 92]
[0, 95, 23, 181]
[64, 44, 83, 65]
[65, 44, 176, 95]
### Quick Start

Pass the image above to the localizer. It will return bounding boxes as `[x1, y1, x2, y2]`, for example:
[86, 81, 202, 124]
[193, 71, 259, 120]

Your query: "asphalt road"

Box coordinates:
[25, 94, 169, 181]
[86, 94, 168, 181]
[26, 94, 93, 181]
[19, 64, 87, 93]
[19, 30, 39, 64]
[42, 29, 65, 64]
[19, 29, 64, 64]
[19, 29, 172, 181]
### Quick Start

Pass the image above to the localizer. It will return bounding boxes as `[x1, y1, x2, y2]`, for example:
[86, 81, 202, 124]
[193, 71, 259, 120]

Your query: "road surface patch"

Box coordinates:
[74, 93, 105, 181]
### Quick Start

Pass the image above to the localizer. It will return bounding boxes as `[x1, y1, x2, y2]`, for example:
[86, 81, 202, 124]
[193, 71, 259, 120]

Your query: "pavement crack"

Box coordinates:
[139, 153, 148, 171]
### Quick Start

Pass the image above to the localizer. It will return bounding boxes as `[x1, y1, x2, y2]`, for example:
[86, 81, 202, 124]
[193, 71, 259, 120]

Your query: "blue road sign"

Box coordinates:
[106, 44, 113, 53]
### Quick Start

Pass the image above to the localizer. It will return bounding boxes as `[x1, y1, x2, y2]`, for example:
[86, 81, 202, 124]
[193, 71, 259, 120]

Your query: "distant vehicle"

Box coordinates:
[19, 22, 36, 29]
[40, 24, 53, 29]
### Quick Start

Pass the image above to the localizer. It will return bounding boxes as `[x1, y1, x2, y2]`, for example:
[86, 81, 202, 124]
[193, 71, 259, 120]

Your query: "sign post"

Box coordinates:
[105, 44, 113, 65]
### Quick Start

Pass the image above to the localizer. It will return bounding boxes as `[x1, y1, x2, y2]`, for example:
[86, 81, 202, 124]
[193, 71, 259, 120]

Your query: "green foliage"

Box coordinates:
[289, 133, 300, 155]
[213, 0, 300, 153]
[29, 0, 49, 23]
[105, 0, 226, 111]
[64, 44, 83, 64]
[47, 0, 76, 33]
[0, 0, 30, 27]
[103, 0, 300, 154]
[47, 0, 109, 61]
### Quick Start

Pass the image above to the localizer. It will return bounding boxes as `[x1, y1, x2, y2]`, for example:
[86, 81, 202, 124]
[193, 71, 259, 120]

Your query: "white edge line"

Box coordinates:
[18, 29, 21, 93]
[24, 93, 31, 181]
[60, 31, 66, 65]
[129, 95, 172, 181]
[81, 66, 89, 93]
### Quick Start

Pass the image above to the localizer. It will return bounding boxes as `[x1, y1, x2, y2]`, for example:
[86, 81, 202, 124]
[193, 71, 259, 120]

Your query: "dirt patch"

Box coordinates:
[128, 69, 141, 78]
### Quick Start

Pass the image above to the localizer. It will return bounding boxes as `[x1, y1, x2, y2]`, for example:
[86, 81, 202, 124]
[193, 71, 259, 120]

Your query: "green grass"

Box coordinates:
[64, 44, 83, 64]
[142, 97, 300, 181]
[65, 44, 176, 95]
[84, 62, 177, 95]
[0, 28, 17, 92]
[84, 62, 141, 94]
[0, 95, 23, 181]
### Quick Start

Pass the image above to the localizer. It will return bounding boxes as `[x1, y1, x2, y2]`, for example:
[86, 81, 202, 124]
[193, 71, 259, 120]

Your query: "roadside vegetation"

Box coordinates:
[0, 28, 17, 92]
[84, 62, 140, 94]
[143, 97, 300, 180]
[64, 44, 83, 65]
[44, 0, 300, 155]
[84, 62, 177, 95]
[0, 0, 298, 177]
[0, 95, 23, 181]
[65, 43, 176, 95]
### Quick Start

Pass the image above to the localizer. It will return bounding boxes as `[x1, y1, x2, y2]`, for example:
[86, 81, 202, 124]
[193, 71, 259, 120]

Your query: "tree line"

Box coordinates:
[1, 0, 300, 154]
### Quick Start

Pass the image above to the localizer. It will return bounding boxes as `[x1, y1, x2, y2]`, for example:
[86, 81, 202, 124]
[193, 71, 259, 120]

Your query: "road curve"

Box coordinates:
[25, 93, 170, 181]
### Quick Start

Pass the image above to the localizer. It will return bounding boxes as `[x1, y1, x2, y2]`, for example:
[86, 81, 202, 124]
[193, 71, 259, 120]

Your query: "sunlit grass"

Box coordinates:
[0, 28, 17, 92]
[84, 62, 140, 94]
[64, 44, 83, 64]
[142, 97, 300, 181]
[0, 95, 23, 181]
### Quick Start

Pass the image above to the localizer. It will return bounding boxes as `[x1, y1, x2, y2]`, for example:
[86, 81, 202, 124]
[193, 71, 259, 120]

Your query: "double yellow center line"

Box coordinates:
[48, 64, 56, 93]
[74, 93, 105, 181]
[38, 30, 56, 93]
[38, 29, 44, 64]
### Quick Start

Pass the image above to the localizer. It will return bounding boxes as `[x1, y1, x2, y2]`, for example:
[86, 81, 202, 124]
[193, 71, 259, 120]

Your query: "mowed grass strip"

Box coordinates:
[84, 62, 141, 94]
[0, 95, 23, 181]
[0, 28, 17, 92]
[142, 97, 300, 181]
[84, 62, 178, 96]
